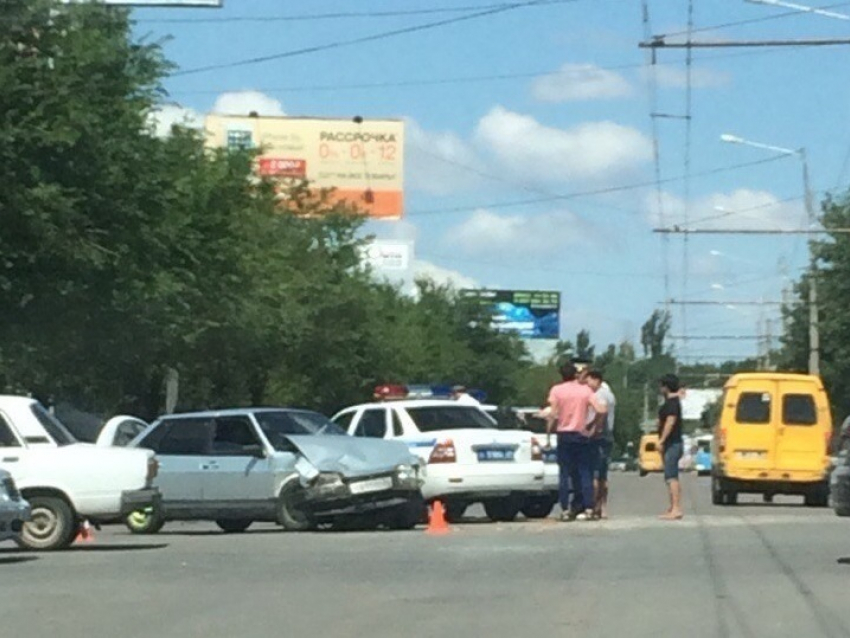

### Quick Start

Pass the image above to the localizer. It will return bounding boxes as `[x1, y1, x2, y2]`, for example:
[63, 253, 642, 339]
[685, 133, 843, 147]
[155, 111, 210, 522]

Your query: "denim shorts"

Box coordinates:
[663, 442, 683, 481]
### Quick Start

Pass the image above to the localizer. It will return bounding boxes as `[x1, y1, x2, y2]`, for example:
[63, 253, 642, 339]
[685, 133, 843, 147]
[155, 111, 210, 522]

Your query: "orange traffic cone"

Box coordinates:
[426, 500, 450, 535]
[75, 520, 94, 543]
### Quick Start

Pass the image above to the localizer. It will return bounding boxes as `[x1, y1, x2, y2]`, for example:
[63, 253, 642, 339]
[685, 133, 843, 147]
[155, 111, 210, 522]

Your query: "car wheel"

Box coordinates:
[277, 481, 315, 531]
[443, 501, 467, 523]
[483, 498, 521, 522]
[521, 496, 556, 519]
[125, 507, 165, 535]
[804, 487, 829, 508]
[18, 496, 77, 551]
[639, 469, 648, 477]
[387, 494, 426, 530]
[216, 519, 253, 533]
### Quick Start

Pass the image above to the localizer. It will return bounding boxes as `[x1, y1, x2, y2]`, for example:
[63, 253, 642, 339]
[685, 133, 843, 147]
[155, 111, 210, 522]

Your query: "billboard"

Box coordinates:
[61, 1, 223, 6]
[360, 240, 413, 271]
[205, 115, 404, 220]
[462, 290, 560, 340]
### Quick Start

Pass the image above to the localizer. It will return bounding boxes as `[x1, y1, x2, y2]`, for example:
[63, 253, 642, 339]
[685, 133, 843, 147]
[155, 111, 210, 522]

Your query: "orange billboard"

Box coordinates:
[205, 114, 404, 220]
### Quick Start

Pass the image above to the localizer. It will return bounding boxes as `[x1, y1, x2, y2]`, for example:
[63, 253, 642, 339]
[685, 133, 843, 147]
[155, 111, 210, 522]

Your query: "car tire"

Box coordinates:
[639, 469, 648, 477]
[804, 487, 829, 508]
[216, 519, 253, 533]
[18, 495, 77, 551]
[387, 495, 426, 530]
[125, 507, 165, 535]
[521, 496, 556, 519]
[443, 501, 467, 523]
[277, 481, 315, 532]
[483, 498, 521, 522]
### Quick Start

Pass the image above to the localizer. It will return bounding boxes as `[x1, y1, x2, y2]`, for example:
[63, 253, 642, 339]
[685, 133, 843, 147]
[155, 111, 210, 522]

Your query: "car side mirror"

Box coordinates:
[244, 444, 266, 458]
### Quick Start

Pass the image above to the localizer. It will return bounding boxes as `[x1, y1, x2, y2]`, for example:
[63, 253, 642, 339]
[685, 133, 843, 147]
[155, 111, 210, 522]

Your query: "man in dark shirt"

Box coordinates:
[658, 374, 684, 520]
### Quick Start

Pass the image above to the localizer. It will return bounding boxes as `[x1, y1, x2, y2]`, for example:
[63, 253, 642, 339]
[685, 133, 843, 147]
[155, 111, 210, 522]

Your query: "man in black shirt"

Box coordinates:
[658, 374, 684, 520]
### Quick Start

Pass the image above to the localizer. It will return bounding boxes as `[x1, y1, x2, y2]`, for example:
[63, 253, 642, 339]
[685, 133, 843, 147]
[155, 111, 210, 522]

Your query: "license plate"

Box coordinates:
[349, 476, 393, 495]
[736, 450, 766, 459]
[477, 448, 515, 462]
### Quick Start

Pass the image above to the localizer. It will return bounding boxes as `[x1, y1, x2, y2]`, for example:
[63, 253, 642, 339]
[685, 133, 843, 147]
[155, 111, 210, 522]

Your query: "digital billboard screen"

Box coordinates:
[462, 289, 560, 340]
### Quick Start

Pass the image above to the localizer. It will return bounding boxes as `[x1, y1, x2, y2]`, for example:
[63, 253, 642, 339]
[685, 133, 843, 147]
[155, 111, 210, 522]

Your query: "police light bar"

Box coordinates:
[373, 384, 487, 402]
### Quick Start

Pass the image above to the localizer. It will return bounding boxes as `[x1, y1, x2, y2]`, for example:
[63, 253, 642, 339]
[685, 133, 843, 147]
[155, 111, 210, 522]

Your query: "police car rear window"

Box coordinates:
[405, 407, 495, 432]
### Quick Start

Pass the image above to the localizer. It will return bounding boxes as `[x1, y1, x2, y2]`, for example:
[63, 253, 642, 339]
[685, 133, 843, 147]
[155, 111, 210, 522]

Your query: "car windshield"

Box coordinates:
[254, 410, 346, 449]
[405, 406, 495, 432]
[30, 404, 76, 446]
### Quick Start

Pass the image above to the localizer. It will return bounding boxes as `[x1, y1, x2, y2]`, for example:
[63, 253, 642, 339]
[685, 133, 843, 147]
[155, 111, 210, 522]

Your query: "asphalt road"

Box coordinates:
[3, 473, 850, 638]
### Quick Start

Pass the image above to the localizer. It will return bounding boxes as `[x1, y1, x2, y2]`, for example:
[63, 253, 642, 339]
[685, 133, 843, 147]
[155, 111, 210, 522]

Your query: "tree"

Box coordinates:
[640, 310, 671, 359]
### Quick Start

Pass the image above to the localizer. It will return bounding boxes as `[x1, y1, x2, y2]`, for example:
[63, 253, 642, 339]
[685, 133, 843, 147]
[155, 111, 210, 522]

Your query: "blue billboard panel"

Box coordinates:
[462, 289, 560, 340]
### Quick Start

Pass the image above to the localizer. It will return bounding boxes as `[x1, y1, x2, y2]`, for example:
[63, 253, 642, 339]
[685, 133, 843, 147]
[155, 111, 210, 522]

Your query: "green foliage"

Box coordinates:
[0, 3, 528, 420]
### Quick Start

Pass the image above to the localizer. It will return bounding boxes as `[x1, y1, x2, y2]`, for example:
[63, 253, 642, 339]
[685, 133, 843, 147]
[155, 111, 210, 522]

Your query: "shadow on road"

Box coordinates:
[157, 529, 283, 537]
[67, 543, 169, 552]
[0, 555, 38, 564]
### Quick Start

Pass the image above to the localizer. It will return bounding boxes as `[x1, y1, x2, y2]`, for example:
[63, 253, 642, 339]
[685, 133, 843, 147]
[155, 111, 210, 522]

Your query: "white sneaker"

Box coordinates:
[576, 510, 594, 522]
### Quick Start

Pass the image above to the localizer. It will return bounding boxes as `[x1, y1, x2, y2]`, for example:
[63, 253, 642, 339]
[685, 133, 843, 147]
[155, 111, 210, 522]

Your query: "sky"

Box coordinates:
[126, 0, 850, 363]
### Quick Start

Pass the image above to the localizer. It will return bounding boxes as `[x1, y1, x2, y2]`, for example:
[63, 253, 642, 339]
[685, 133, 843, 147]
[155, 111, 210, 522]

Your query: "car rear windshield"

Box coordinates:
[736, 392, 771, 424]
[30, 404, 76, 446]
[405, 406, 495, 432]
[783, 394, 817, 426]
[254, 410, 346, 442]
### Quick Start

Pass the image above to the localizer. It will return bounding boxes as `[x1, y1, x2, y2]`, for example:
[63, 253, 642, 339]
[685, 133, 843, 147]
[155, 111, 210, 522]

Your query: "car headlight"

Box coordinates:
[395, 464, 422, 485]
[313, 473, 346, 492]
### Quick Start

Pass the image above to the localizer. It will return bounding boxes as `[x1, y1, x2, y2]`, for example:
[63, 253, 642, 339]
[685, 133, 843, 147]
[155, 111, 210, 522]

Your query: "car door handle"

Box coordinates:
[2, 457, 19, 462]
[201, 462, 219, 470]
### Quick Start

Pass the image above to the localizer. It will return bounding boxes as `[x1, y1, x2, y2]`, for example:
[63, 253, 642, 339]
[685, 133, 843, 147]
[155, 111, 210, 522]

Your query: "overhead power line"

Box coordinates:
[407, 155, 787, 216]
[642, 37, 850, 48]
[172, 0, 566, 77]
[135, 1, 577, 23]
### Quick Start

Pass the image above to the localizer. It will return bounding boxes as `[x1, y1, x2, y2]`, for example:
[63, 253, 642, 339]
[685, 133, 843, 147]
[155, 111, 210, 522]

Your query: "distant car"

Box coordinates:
[96, 416, 149, 447]
[332, 400, 546, 522]
[118, 408, 425, 533]
[693, 436, 713, 477]
[0, 470, 30, 544]
[831, 456, 850, 517]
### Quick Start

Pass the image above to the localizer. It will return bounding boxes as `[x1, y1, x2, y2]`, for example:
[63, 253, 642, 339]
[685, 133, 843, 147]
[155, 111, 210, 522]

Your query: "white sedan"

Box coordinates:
[332, 400, 545, 522]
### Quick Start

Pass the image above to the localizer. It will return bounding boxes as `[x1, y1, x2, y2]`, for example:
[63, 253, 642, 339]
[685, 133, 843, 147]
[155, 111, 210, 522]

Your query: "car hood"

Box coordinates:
[285, 435, 417, 477]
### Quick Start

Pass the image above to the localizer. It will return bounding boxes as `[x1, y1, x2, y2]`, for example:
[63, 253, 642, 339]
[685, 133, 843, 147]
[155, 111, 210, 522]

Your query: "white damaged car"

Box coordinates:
[117, 408, 425, 533]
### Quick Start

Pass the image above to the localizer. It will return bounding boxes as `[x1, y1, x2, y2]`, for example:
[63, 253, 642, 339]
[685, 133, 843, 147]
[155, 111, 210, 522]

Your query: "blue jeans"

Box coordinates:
[663, 441, 683, 481]
[557, 432, 595, 513]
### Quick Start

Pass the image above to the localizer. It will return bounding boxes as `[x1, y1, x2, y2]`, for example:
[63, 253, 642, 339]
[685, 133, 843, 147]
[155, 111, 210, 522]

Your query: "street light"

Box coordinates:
[720, 132, 819, 375]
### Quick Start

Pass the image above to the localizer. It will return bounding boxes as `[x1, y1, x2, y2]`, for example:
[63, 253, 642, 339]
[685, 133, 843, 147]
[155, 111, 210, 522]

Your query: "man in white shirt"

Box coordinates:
[451, 385, 481, 406]
[585, 370, 616, 519]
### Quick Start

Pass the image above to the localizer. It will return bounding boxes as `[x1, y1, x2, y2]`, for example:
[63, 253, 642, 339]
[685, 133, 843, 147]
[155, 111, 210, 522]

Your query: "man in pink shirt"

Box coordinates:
[546, 362, 607, 521]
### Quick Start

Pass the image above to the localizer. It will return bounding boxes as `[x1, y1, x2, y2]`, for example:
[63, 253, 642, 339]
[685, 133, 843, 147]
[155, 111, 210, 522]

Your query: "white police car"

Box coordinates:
[332, 386, 546, 522]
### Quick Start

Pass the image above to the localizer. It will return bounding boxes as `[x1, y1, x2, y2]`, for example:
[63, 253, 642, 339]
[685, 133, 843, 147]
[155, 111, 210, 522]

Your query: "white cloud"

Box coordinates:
[149, 103, 203, 137]
[641, 65, 730, 89]
[646, 188, 806, 231]
[444, 208, 593, 258]
[531, 63, 633, 102]
[475, 106, 652, 184]
[404, 118, 483, 195]
[211, 91, 285, 117]
[413, 259, 479, 290]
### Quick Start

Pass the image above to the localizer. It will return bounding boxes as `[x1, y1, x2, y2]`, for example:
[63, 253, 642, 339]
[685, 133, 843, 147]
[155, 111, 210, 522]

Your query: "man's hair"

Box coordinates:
[660, 373, 680, 393]
[559, 362, 578, 381]
[585, 369, 603, 382]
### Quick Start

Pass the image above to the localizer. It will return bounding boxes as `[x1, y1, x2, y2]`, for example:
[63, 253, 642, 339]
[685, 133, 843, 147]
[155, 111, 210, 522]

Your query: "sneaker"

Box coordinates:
[559, 510, 577, 522]
[576, 509, 595, 522]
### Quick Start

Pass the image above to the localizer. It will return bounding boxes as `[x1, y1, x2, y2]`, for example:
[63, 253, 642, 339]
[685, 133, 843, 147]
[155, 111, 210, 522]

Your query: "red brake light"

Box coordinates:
[428, 439, 457, 464]
[531, 437, 543, 461]
[374, 384, 408, 401]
